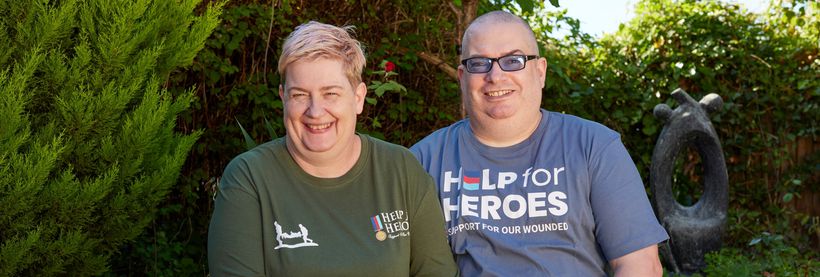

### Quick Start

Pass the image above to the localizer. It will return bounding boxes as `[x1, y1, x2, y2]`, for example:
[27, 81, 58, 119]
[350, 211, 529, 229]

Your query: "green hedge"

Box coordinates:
[582, 0, 818, 252]
[0, 0, 222, 275]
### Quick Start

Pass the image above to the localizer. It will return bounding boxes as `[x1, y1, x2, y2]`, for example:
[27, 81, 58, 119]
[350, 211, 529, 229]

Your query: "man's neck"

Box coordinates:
[470, 110, 542, 147]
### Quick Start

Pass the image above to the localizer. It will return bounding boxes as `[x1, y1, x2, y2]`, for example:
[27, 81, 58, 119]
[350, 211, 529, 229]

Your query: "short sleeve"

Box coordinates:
[208, 157, 266, 277]
[589, 137, 669, 261]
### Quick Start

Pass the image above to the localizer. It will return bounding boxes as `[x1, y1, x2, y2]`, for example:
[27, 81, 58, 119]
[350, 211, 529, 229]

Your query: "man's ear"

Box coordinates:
[354, 82, 367, 114]
[537, 57, 548, 89]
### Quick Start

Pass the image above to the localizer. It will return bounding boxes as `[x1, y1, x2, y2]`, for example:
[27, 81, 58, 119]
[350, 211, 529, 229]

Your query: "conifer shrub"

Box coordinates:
[0, 0, 222, 275]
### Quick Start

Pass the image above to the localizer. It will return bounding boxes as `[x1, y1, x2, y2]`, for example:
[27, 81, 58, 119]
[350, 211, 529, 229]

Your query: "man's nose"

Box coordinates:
[484, 61, 507, 82]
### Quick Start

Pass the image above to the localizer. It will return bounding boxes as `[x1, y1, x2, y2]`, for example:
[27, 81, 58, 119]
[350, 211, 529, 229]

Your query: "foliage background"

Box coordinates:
[2, 0, 813, 275]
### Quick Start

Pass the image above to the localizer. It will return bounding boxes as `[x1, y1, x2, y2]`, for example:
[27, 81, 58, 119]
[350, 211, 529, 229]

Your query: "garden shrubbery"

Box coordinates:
[0, 0, 222, 275]
[547, 0, 818, 273]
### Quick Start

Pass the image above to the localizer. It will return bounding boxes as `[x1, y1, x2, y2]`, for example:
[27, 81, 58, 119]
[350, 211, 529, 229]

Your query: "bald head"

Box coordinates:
[461, 11, 539, 60]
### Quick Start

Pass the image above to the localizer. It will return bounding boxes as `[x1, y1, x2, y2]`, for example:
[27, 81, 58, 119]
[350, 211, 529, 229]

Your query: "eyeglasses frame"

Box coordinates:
[460, 55, 539, 73]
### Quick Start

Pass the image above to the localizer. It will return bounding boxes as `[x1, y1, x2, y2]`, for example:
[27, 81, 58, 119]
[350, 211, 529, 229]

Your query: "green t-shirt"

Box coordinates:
[208, 135, 457, 276]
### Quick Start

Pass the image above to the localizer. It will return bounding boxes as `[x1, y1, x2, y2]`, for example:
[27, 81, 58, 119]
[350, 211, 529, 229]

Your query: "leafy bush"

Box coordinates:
[0, 0, 222, 275]
[699, 232, 818, 276]
[589, 0, 818, 251]
[562, 0, 818, 273]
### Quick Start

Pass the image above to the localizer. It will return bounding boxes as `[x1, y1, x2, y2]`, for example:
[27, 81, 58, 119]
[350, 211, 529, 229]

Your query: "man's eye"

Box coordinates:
[291, 93, 307, 98]
[469, 59, 490, 67]
[503, 57, 523, 66]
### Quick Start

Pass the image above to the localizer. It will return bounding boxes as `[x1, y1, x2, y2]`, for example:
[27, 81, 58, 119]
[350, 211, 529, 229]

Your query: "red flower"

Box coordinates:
[384, 61, 396, 72]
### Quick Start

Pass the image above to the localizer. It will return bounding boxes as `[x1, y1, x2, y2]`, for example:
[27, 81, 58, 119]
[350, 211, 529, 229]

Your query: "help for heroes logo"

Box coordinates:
[370, 210, 409, 241]
[441, 167, 569, 222]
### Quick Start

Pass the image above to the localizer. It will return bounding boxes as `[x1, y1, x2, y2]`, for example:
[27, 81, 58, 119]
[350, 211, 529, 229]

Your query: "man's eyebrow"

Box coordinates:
[467, 49, 525, 58]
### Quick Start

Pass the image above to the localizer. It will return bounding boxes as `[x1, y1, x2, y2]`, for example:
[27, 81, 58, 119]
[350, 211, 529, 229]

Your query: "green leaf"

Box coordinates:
[367, 80, 383, 90]
[236, 118, 257, 150]
[748, 237, 762, 246]
[516, 0, 535, 13]
[375, 86, 387, 97]
[374, 81, 406, 97]
[642, 124, 657, 135]
[383, 81, 407, 92]
[263, 116, 277, 139]
[782, 193, 793, 203]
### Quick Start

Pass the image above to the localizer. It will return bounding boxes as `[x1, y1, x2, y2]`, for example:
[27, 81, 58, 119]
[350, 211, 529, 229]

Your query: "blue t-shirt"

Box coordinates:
[410, 109, 669, 276]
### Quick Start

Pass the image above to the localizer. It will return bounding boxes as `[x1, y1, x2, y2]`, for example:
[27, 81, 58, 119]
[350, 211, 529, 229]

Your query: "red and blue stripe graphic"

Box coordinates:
[371, 215, 384, 232]
[463, 171, 480, 190]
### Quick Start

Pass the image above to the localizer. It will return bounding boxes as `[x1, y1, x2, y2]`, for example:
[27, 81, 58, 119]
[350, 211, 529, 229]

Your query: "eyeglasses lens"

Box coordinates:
[464, 55, 529, 73]
[498, 56, 525, 71]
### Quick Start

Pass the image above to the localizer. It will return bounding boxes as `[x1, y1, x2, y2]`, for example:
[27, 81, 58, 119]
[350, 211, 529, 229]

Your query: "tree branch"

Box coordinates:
[419, 51, 458, 80]
[460, 0, 479, 45]
[397, 0, 479, 81]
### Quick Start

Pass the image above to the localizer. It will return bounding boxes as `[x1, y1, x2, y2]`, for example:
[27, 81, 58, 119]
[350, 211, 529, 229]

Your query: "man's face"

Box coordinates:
[279, 58, 365, 154]
[458, 22, 547, 122]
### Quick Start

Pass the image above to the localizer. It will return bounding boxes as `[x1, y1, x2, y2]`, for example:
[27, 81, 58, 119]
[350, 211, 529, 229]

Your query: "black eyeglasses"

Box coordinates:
[460, 55, 539, 73]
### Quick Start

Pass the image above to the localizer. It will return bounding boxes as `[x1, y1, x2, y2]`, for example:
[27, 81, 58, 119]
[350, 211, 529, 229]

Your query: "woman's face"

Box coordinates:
[279, 58, 366, 156]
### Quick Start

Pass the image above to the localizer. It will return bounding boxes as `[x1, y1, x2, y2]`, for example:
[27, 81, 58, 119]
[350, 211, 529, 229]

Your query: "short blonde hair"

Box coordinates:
[278, 21, 366, 86]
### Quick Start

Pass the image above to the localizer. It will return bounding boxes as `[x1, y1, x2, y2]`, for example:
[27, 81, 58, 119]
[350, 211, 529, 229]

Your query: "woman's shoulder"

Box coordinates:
[224, 138, 286, 174]
[360, 134, 412, 155]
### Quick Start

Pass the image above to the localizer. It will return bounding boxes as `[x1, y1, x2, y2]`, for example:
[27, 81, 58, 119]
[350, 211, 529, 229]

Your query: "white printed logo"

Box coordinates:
[274, 221, 318, 249]
[439, 167, 569, 222]
[370, 210, 410, 241]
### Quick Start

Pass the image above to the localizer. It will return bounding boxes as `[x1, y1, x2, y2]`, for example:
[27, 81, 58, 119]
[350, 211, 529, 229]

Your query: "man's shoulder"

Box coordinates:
[548, 111, 619, 139]
[411, 119, 469, 150]
[550, 111, 612, 131]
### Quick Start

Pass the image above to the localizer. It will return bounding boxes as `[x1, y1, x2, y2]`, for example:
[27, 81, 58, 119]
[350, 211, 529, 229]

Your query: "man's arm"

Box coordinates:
[588, 135, 668, 276]
[609, 244, 663, 277]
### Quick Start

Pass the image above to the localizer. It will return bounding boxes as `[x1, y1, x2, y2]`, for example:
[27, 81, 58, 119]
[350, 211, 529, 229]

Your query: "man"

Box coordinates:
[411, 11, 668, 276]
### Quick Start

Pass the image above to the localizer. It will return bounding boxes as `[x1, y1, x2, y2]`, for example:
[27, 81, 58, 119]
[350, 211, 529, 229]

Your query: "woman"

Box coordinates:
[207, 21, 457, 276]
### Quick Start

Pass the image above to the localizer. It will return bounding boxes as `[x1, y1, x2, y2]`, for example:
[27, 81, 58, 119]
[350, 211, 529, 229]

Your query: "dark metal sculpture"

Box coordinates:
[650, 88, 728, 274]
